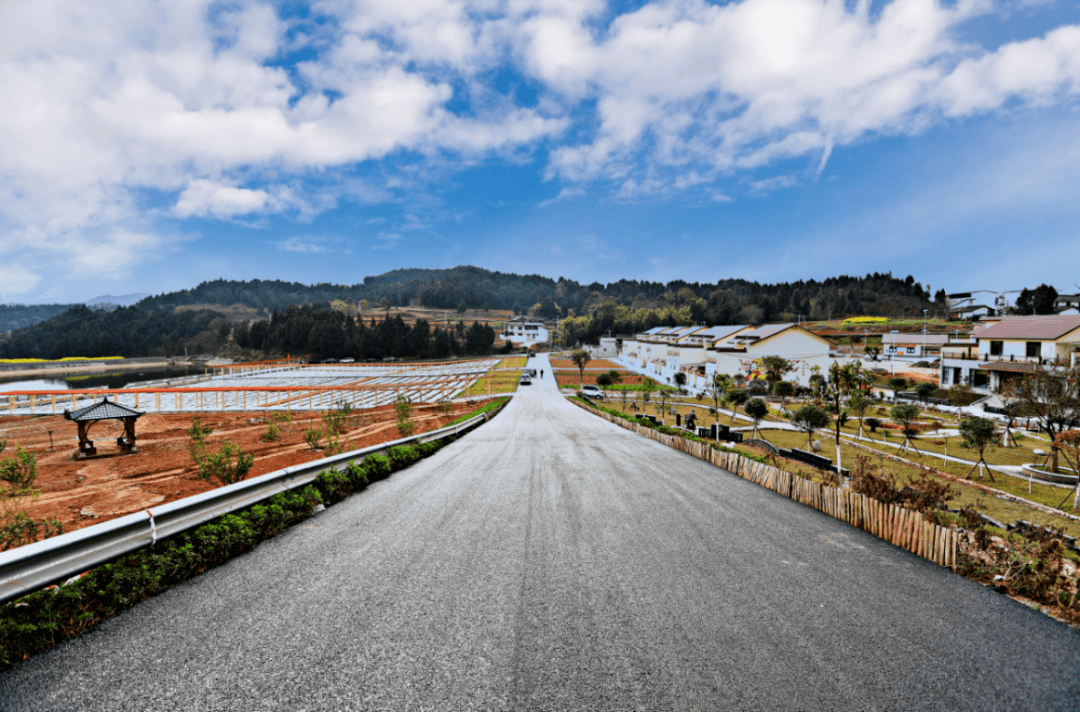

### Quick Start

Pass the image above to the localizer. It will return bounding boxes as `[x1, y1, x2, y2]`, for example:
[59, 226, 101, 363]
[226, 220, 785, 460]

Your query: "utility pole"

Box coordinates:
[923, 309, 928, 359]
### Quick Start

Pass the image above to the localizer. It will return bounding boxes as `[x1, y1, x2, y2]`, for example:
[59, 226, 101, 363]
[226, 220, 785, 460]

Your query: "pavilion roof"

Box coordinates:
[65, 397, 144, 421]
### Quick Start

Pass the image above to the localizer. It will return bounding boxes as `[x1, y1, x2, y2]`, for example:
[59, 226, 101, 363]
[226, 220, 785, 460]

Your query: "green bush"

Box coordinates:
[0, 446, 37, 493]
[0, 485, 322, 669]
[388, 445, 420, 470]
[363, 453, 392, 481]
[194, 440, 255, 486]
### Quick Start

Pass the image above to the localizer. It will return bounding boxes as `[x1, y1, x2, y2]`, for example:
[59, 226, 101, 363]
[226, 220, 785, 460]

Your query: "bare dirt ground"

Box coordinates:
[0, 400, 492, 535]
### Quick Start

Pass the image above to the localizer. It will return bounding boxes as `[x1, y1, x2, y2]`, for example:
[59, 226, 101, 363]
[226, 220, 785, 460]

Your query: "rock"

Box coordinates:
[1033, 449, 1047, 457]
[79, 507, 96, 517]
[312, 504, 326, 514]
[811, 440, 822, 452]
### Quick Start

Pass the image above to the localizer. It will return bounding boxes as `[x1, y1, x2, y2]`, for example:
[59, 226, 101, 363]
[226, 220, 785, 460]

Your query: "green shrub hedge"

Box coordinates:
[0, 433, 461, 670]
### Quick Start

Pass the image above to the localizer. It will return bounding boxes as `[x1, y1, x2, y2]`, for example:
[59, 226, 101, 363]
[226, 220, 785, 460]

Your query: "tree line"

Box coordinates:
[235, 305, 500, 361]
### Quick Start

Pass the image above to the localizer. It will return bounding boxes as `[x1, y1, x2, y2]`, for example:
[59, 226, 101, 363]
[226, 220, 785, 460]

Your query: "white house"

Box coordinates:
[707, 323, 834, 388]
[502, 318, 549, 346]
[939, 314, 1080, 393]
[881, 332, 949, 360]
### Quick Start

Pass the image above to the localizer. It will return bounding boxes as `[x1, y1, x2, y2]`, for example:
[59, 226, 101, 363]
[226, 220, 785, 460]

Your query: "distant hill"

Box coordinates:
[1, 267, 937, 357]
[0, 304, 78, 334]
[86, 293, 149, 307]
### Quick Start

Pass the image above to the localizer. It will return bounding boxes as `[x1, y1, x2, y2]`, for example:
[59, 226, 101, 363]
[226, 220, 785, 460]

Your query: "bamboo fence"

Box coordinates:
[577, 402, 958, 570]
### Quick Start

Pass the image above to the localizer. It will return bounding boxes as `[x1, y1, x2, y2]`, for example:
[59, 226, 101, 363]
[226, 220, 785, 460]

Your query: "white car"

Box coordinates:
[581, 384, 603, 398]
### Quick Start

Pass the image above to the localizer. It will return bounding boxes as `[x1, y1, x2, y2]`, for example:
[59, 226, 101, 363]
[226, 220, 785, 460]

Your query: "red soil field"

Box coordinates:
[553, 371, 653, 387]
[0, 400, 493, 536]
[548, 358, 624, 370]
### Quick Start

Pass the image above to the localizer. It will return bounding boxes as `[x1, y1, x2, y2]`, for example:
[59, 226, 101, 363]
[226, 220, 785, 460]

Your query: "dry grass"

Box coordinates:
[753, 428, 1080, 538]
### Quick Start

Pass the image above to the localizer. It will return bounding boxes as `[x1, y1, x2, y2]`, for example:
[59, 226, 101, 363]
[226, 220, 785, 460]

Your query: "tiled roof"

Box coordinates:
[698, 325, 749, 341]
[976, 315, 1080, 341]
[65, 397, 144, 421]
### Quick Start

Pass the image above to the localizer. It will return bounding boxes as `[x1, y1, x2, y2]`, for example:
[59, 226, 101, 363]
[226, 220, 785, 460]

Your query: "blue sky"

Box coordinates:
[1, 0, 1079, 304]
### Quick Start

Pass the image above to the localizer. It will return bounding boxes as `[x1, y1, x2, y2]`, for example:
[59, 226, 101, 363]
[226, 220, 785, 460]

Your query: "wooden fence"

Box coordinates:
[578, 403, 958, 569]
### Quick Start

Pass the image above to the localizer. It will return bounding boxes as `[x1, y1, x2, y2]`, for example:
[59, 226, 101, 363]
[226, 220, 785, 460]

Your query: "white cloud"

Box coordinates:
[174, 180, 269, 218]
[276, 236, 332, 253]
[748, 174, 799, 196]
[1, 0, 1079, 294]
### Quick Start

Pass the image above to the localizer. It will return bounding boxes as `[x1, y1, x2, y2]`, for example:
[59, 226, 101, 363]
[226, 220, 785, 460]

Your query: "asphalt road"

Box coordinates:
[2, 354, 1079, 710]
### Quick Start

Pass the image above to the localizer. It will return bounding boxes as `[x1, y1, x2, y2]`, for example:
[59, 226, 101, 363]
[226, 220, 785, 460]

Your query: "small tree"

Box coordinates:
[865, 417, 882, 433]
[1052, 430, 1080, 510]
[744, 398, 768, 438]
[570, 348, 591, 388]
[709, 373, 731, 425]
[792, 404, 830, 449]
[1018, 364, 1080, 473]
[915, 382, 937, 404]
[395, 395, 414, 437]
[606, 370, 623, 388]
[888, 377, 908, 397]
[847, 392, 870, 439]
[760, 355, 795, 388]
[595, 372, 613, 389]
[0, 446, 37, 494]
[959, 417, 997, 481]
[890, 403, 922, 454]
[726, 389, 749, 425]
[673, 372, 687, 390]
[640, 377, 657, 415]
[997, 378, 1023, 448]
[808, 373, 826, 401]
[772, 381, 794, 413]
[194, 441, 255, 486]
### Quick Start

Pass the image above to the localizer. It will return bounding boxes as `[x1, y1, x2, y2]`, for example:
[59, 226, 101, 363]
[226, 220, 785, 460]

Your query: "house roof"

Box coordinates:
[641, 326, 668, 336]
[976, 315, 1080, 341]
[734, 323, 795, 341]
[65, 397, 144, 422]
[882, 333, 949, 346]
[696, 324, 750, 342]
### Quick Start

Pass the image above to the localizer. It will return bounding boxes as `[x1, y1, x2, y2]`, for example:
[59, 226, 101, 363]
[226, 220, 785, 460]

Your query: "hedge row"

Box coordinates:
[448, 396, 508, 426]
[0, 438, 452, 670]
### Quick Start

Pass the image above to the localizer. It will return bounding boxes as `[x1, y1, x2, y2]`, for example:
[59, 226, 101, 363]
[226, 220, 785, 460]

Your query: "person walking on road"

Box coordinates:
[540, 369, 544, 379]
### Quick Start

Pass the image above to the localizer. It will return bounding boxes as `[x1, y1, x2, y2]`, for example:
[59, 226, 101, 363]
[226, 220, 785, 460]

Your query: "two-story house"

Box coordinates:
[939, 315, 1080, 393]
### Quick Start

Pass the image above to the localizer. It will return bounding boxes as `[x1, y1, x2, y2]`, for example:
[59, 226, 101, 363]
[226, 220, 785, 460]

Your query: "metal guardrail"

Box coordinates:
[0, 404, 504, 604]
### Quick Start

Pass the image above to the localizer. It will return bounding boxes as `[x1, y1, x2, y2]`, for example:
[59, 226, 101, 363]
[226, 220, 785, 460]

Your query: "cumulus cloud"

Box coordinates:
[174, 180, 269, 218]
[1, 0, 1079, 294]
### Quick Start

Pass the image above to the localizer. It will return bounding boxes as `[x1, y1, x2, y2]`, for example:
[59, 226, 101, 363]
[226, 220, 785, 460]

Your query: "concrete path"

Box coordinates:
[2, 352, 1078, 710]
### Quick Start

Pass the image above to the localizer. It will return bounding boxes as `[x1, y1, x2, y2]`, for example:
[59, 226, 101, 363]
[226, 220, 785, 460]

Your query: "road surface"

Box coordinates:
[2, 353, 1078, 710]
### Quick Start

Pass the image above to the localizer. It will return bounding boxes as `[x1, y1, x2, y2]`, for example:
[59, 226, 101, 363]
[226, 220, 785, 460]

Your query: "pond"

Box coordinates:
[0, 366, 203, 393]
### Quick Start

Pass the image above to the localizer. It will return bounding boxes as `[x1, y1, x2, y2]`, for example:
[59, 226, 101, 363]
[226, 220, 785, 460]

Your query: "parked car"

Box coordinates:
[581, 384, 603, 398]
[340, 358, 355, 363]
[519, 374, 532, 386]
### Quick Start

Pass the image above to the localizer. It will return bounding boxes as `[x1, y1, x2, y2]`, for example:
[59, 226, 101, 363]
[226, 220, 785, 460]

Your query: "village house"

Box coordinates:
[939, 314, 1080, 393]
[502, 317, 548, 346]
[706, 323, 833, 388]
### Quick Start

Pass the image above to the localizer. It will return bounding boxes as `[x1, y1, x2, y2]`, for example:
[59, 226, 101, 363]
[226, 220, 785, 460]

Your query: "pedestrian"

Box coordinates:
[540, 369, 544, 379]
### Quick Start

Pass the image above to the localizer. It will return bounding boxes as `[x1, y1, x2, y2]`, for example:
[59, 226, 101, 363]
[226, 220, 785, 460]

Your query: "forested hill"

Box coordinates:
[0, 304, 79, 334]
[133, 266, 936, 321]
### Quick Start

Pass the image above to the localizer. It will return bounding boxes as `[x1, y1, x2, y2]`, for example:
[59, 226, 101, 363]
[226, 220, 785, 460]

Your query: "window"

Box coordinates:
[1026, 342, 1040, 358]
[907, 347, 916, 354]
[989, 341, 1003, 356]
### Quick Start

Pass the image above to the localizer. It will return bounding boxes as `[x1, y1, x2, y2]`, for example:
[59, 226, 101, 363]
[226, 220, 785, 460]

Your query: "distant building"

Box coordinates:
[502, 318, 548, 346]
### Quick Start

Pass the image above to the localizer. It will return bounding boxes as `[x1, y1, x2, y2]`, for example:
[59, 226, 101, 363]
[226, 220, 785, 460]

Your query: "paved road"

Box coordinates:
[2, 353, 1078, 710]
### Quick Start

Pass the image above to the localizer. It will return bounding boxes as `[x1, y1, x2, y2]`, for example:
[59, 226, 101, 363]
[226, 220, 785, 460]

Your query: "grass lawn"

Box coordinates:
[460, 361, 524, 397]
[752, 428, 1080, 538]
